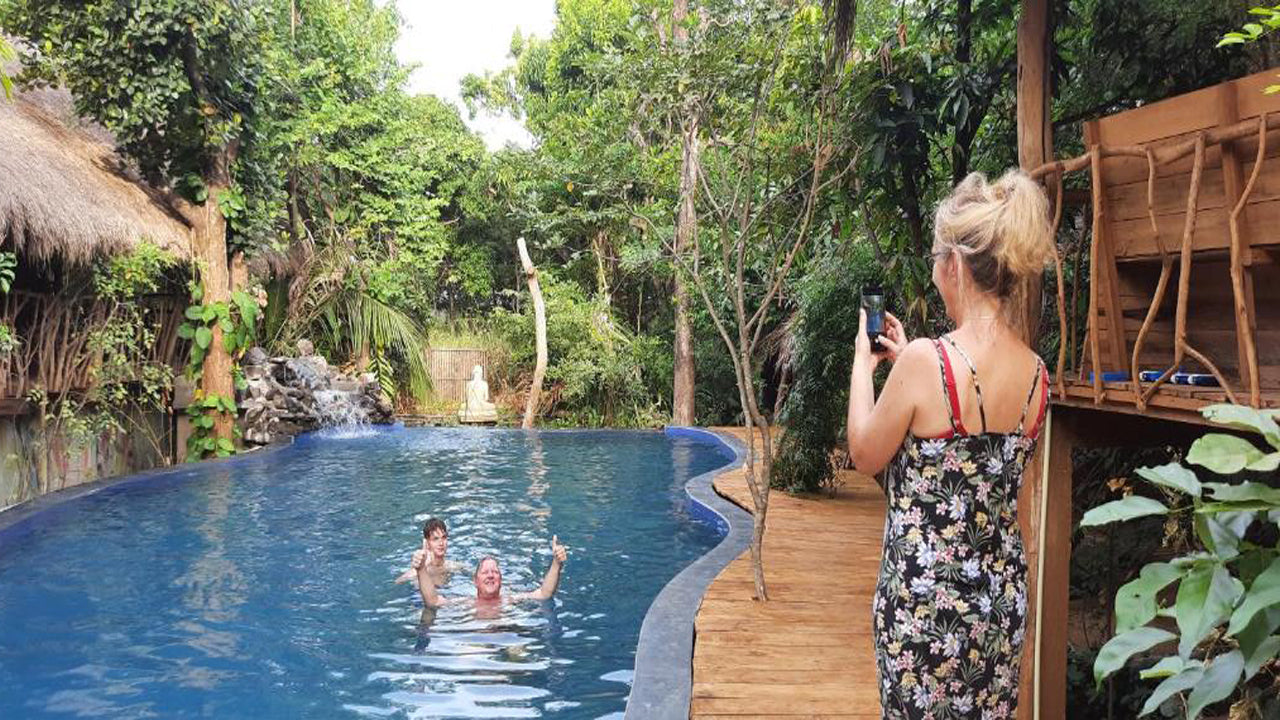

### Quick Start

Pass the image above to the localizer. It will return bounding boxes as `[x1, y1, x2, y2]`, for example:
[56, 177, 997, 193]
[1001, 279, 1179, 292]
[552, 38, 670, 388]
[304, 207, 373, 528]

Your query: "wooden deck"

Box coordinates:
[692, 428, 886, 718]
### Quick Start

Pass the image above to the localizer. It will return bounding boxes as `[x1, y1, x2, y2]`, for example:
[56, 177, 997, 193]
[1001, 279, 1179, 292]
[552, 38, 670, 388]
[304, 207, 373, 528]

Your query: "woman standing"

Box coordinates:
[846, 170, 1054, 719]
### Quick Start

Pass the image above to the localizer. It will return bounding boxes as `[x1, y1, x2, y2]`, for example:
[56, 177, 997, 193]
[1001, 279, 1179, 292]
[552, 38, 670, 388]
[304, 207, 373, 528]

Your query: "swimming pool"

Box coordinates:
[0, 427, 737, 719]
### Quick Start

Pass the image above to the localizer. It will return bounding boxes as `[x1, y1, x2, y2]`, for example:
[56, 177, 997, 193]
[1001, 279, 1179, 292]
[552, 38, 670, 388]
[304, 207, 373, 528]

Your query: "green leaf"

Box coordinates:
[195, 326, 212, 350]
[1185, 650, 1243, 720]
[1139, 661, 1204, 716]
[1197, 511, 1255, 560]
[216, 438, 235, 452]
[1081, 496, 1169, 527]
[1187, 433, 1266, 474]
[1203, 481, 1280, 505]
[1115, 562, 1181, 634]
[1237, 607, 1280, 680]
[176, 324, 195, 340]
[185, 305, 204, 320]
[1175, 563, 1240, 658]
[1245, 636, 1280, 681]
[1217, 36, 1247, 46]
[1094, 626, 1176, 687]
[1247, 452, 1280, 472]
[1201, 404, 1280, 449]
[1136, 463, 1201, 496]
[1228, 556, 1280, 635]
[1139, 655, 1183, 680]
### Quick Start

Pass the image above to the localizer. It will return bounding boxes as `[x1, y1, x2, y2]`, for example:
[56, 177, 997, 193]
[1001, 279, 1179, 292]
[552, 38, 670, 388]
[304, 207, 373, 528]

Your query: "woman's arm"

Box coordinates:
[846, 311, 929, 476]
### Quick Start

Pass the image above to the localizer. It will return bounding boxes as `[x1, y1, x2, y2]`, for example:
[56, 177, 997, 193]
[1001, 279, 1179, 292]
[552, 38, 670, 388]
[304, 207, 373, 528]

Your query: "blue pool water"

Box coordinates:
[0, 427, 734, 719]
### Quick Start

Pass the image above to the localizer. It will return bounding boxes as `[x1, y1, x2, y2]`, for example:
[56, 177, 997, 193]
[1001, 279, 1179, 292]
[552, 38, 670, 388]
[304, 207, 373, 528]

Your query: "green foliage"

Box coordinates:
[771, 243, 881, 494]
[1087, 405, 1280, 717]
[0, 35, 12, 100]
[31, 245, 178, 459]
[0, 250, 15, 293]
[1218, 4, 1280, 94]
[493, 275, 669, 427]
[177, 289, 259, 460]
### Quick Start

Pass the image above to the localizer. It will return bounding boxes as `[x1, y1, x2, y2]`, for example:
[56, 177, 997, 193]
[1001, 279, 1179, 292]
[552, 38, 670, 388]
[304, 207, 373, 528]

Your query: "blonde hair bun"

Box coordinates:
[933, 169, 1054, 297]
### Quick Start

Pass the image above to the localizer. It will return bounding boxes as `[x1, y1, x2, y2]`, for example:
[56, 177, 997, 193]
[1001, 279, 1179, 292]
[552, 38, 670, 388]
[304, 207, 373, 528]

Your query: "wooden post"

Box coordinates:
[516, 237, 547, 429]
[1016, 3, 1054, 717]
[1033, 406, 1074, 720]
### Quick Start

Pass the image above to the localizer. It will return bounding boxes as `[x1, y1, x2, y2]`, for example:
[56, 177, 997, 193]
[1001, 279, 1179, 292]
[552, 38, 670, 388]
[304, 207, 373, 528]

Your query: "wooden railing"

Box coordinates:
[1030, 68, 1280, 413]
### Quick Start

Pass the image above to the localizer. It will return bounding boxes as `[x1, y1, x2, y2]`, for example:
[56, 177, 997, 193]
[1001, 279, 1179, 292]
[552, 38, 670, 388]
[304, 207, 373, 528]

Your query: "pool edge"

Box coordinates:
[625, 427, 751, 720]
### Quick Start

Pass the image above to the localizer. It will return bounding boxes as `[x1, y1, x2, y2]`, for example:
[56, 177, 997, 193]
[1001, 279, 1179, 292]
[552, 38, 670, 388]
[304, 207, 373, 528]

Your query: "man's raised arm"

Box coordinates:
[526, 535, 567, 601]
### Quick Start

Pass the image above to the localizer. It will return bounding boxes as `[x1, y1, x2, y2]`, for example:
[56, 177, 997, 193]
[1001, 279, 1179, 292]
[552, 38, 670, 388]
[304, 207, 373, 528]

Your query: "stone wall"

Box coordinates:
[0, 410, 172, 510]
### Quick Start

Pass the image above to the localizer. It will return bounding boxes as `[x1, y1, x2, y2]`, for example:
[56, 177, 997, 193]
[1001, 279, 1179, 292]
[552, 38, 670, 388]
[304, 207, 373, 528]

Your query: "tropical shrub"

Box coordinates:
[493, 275, 669, 427]
[1085, 404, 1280, 718]
[771, 242, 881, 494]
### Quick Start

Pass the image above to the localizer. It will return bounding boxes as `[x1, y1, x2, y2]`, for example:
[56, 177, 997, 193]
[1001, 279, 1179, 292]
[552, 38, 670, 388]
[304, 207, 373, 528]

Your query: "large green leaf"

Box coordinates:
[1202, 403, 1280, 450]
[1080, 496, 1170, 527]
[1185, 650, 1243, 720]
[1094, 626, 1176, 687]
[1203, 481, 1280, 505]
[1195, 511, 1256, 560]
[1248, 452, 1280, 472]
[1175, 562, 1240, 658]
[1139, 661, 1204, 716]
[1136, 463, 1201, 496]
[1245, 636, 1280, 681]
[1228, 556, 1280, 635]
[1187, 433, 1267, 474]
[1115, 562, 1181, 634]
[1238, 605, 1280, 680]
[195, 326, 212, 350]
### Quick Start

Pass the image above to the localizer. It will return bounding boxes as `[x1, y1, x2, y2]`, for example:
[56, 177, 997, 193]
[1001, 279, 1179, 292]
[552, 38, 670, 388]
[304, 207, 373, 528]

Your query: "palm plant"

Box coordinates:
[1, 35, 16, 100]
[261, 236, 431, 404]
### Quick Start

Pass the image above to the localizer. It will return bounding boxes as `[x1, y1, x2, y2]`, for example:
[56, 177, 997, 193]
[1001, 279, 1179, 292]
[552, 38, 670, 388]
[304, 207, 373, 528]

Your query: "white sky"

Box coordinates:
[394, 0, 558, 150]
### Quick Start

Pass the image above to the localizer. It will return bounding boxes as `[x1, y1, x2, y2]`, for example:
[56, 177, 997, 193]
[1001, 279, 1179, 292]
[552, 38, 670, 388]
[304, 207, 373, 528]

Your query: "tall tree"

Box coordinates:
[670, 0, 698, 426]
[6, 0, 280, 445]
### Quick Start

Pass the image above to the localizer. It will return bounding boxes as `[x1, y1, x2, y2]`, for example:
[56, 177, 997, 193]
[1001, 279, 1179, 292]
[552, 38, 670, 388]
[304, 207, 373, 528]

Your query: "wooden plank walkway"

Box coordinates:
[692, 428, 886, 718]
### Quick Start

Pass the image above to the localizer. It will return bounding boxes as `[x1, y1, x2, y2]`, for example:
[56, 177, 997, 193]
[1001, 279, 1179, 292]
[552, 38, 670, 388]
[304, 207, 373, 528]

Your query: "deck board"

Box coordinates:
[691, 428, 885, 718]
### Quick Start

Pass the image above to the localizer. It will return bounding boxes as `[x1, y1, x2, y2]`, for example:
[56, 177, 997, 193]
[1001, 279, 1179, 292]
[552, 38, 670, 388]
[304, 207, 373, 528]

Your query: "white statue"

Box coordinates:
[458, 364, 498, 423]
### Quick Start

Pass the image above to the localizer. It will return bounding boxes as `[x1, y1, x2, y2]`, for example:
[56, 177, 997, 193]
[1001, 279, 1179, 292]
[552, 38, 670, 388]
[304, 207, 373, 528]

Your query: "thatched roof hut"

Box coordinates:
[0, 96, 191, 265]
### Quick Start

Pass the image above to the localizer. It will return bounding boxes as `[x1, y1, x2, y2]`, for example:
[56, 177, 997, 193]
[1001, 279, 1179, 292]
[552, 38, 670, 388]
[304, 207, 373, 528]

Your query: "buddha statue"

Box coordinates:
[458, 364, 498, 423]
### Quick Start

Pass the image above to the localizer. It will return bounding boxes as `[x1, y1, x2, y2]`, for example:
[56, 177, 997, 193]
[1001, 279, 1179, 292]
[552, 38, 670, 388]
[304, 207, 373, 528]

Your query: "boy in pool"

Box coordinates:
[417, 535, 567, 612]
[394, 517, 457, 586]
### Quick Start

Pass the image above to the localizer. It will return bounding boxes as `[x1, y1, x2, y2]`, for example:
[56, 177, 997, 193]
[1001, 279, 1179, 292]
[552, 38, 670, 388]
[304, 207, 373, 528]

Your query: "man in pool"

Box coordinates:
[394, 517, 457, 587]
[417, 535, 568, 610]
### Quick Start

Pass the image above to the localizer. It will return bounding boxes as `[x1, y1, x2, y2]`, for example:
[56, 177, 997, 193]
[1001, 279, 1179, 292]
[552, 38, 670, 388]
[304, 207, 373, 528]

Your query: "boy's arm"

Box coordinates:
[417, 562, 449, 607]
[394, 548, 427, 584]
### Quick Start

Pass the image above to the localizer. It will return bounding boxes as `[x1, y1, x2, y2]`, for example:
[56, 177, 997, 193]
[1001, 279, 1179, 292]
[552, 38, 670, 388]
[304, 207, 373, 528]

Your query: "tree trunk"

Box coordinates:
[517, 237, 547, 429]
[671, 0, 698, 427]
[192, 146, 236, 445]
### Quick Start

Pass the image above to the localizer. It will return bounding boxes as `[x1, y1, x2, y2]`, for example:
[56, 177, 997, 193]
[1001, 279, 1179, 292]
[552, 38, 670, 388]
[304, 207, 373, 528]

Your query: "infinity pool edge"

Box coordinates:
[625, 427, 751, 720]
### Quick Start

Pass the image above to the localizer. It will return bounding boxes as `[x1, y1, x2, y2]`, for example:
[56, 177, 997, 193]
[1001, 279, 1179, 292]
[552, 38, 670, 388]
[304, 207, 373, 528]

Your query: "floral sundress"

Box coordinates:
[873, 336, 1048, 720]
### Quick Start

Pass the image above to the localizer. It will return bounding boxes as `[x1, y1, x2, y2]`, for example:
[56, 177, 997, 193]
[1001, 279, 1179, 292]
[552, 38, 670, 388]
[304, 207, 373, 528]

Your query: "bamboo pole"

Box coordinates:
[516, 237, 547, 429]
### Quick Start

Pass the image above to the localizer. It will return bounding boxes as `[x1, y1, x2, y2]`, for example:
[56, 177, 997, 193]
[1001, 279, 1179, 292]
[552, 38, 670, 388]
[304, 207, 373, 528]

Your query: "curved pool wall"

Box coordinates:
[0, 426, 742, 719]
[624, 428, 750, 720]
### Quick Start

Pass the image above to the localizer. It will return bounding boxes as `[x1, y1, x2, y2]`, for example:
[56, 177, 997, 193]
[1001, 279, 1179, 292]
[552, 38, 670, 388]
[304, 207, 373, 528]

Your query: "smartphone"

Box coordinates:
[862, 287, 885, 353]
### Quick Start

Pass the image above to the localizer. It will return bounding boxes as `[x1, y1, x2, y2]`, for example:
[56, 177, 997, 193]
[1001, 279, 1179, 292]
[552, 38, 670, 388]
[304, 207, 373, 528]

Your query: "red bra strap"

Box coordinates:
[934, 339, 967, 436]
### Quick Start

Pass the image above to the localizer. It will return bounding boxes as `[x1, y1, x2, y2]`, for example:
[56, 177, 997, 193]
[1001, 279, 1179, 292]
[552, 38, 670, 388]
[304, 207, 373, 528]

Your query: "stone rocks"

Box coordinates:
[238, 341, 393, 446]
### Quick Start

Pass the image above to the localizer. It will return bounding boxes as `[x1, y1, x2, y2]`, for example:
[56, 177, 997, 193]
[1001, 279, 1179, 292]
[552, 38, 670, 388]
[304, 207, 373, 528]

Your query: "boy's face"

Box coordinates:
[426, 528, 448, 560]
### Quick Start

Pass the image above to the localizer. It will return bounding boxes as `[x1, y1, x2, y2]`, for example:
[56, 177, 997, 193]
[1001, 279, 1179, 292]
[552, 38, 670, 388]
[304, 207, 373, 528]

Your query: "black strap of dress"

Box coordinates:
[1018, 356, 1049, 436]
[940, 335, 987, 434]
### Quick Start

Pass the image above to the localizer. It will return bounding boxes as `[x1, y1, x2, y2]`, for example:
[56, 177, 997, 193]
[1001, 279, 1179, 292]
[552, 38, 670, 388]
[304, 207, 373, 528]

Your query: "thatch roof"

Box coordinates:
[0, 96, 191, 265]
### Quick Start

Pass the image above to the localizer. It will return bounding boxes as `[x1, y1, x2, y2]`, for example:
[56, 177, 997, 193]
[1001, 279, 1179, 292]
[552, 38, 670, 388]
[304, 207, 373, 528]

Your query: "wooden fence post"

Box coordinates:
[516, 237, 547, 429]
